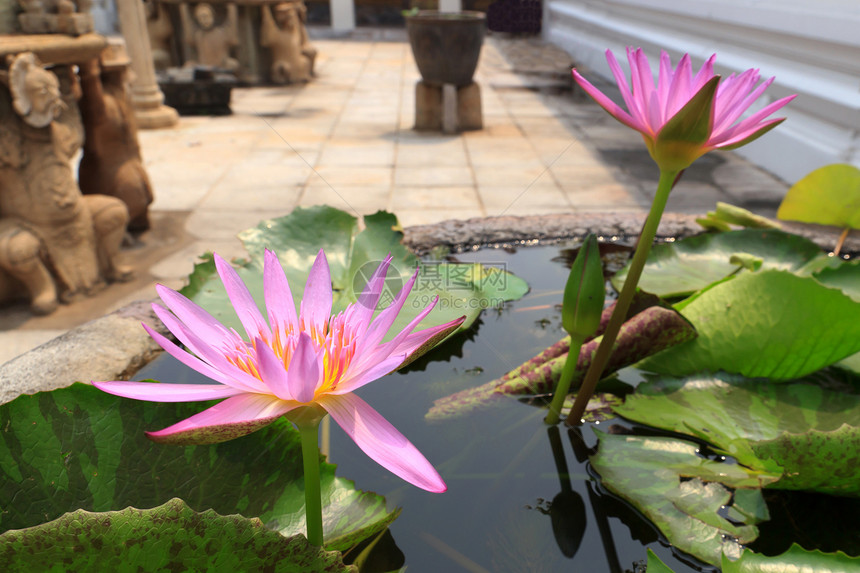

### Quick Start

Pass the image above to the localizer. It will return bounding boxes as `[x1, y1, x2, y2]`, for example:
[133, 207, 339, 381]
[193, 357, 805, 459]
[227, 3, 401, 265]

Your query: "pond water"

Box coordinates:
[134, 242, 802, 572]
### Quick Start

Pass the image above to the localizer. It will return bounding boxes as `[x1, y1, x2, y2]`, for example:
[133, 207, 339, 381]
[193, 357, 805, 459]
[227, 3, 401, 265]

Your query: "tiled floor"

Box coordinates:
[0, 32, 789, 365]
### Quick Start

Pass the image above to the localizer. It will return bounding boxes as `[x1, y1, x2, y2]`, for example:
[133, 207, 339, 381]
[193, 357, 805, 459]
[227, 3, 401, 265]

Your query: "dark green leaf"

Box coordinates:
[722, 543, 860, 573]
[0, 384, 396, 551]
[0, 498, 356, 573]
[614, 373, 860, 496]
[638, 270, 860, 379]
[612, 229, 825, 298]
[590, 430, 779, 566]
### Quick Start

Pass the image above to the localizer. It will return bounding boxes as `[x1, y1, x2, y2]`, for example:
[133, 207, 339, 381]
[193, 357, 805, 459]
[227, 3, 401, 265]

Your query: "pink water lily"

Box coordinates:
[572, 47, 796, 171]
[94, 250, 464, 493]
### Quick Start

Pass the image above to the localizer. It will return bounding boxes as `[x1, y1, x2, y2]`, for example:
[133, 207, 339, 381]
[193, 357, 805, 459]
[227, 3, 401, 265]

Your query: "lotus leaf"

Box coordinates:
[180, 206, 529, 340]
[0, 383, 397, 551]
[613, 373, 860, 496]
[0, 498, 356, 573]
[589, 430, 779, 566]
[612, 229, 824, 298]
[638, 270, 860, 379]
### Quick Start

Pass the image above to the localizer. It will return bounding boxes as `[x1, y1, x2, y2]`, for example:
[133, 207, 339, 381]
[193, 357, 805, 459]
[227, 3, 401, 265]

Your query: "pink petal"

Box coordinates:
[264, 249, 299, 342]
[319, 393, 446, 492]
[142, 322, 260, 393]
[329, 352, 405, 395]
[691, 53, 717, 93]
[255, 338, 293, 400]
[710, 94, 795, 147]
[358, 266, 421, 353]
[385, 315, 466, 358]
[572, 69, 643, 133]
[286, 332, 320, 402]
[300, 250, 333, 335]
[147, 393, 296, 445]
[666, 53, 693, 118]
[155, 285, 234, 347]
[604, 49, 640, 122]
[92, 380, 244, 402]
[353, 254, 394, 331]
[152, 305, 268, 393]
[214, 253, 272, 343]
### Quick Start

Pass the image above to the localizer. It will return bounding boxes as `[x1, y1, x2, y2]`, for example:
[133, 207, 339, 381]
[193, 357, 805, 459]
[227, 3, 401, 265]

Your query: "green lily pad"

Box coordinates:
[638, 270, 860, 379]
[612, 229, 824, 298]
[722, 543, 860, 573]
[0, 498, 356, 573]
[0, 383, 397, 551]
[777, 164, 860, 229]
[646, 549, 677, 573]
[181, 206, 529, 342]
[590, 430, 779, 566]
[613, 373, 860, 496]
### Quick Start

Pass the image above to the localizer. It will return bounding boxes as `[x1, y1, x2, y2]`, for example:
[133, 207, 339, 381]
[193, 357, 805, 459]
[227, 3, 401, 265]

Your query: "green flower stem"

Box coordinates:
[298, 418, 324, 546]
[565, 168, 679, 426]
[544, 334, 586, 425]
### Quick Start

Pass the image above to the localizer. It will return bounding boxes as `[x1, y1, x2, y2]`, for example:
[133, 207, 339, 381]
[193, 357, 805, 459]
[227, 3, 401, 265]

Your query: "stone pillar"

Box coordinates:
[439, 0, 462, 13]
[114, 0, 178, 129]
[330, 0, 355, 32]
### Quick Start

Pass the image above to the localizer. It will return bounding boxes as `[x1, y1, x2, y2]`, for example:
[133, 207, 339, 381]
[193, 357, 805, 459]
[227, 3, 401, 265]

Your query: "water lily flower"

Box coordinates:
[572, 47, 796, 172]
[94, 249, 464, 493]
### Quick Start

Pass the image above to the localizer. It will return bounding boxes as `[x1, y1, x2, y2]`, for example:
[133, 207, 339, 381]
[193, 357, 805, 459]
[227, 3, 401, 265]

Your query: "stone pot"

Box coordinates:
[405, 10, 486, 87]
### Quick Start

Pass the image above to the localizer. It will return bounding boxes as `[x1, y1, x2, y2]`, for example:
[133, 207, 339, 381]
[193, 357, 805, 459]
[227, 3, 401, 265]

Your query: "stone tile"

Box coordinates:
[473, 165, 549, 188]
[214, 163, 314, 190]
[0, 330, 67, 365]
[564, 184, 644, 211]
[396, 137, 468, 166]
[394, 208, 486, 228]
[199, 184, 302, 211]
[551, 165, 621, 191]
[391, 186, 482, 210]
[464, 137, 543, 167]
[316, 140, 396, 166]
[147, 160, 229, 211]
[306, 166, 392, 188]
[185, 209, 294, 240]
[149, 239, 260, 281]
[478, 184, 571, 214]
[298, 185, 391, 214]
[394, 166, 474, 187]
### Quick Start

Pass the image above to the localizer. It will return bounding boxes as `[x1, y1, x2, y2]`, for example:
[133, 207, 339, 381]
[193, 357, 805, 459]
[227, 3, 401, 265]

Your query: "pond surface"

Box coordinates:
[132, 243, 725, 572]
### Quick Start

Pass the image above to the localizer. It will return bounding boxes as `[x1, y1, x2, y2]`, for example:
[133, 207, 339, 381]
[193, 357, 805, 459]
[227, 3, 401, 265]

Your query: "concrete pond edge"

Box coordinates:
[1, 211, 855, 405]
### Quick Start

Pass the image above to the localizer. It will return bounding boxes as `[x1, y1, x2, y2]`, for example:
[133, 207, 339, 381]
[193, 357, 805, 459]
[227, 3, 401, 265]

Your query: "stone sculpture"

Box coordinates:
[17, 0, 95, 35]
[78, 45, 154, 232]
[260, 1, 315, 84]
[181, 2, 239, 71]
[144, 0, 174, 71]
[0, 53, 131, 315]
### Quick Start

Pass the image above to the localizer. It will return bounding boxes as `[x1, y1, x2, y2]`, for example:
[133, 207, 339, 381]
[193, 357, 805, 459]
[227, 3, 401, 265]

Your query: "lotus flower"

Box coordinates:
[572, 47, 796, 171]
[94, 250, 465, 493]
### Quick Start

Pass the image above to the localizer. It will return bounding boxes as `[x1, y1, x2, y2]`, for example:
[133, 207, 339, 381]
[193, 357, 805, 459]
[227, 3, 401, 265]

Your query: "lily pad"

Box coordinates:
[612, 229, 824, 298]
[0, 498, 356, 573]
[777, 164, 860, 229]
[722, 543, 860, 573]
[646, 549, 677, 573]
[180, 206, 529, 340]
[613, 373, 860, 496]
[638, 270, 860, 379]
[589, 430, 779, 566]
[0, 383, 397, 551]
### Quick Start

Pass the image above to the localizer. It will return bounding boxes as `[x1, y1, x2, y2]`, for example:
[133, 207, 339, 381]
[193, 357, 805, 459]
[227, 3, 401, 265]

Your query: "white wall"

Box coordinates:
[543, 0, 860, 183]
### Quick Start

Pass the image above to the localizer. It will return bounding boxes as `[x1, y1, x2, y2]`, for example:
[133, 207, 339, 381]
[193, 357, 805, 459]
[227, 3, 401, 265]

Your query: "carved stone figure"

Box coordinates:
[144, 0, 174, 71]
[78, 46, 154, 232]
[17, 0, 95, 35]
[260, 1, 316, 84]
[181, 2, 239, 71]
[0, 53, 131, 315]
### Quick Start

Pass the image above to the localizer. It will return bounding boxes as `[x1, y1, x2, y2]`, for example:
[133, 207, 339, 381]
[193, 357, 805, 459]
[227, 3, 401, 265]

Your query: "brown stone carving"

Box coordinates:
[181, 2, 239, 71]
[0, 53, 131, 315]
[144, 0, 175, 71]
[78, 44, 154, 232]
[17, 0, 95, 35]
[260, 1, 315, 84]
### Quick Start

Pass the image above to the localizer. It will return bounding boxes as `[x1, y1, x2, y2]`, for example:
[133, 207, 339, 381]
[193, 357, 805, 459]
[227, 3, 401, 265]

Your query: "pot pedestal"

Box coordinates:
[414, 80, 482, 133]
